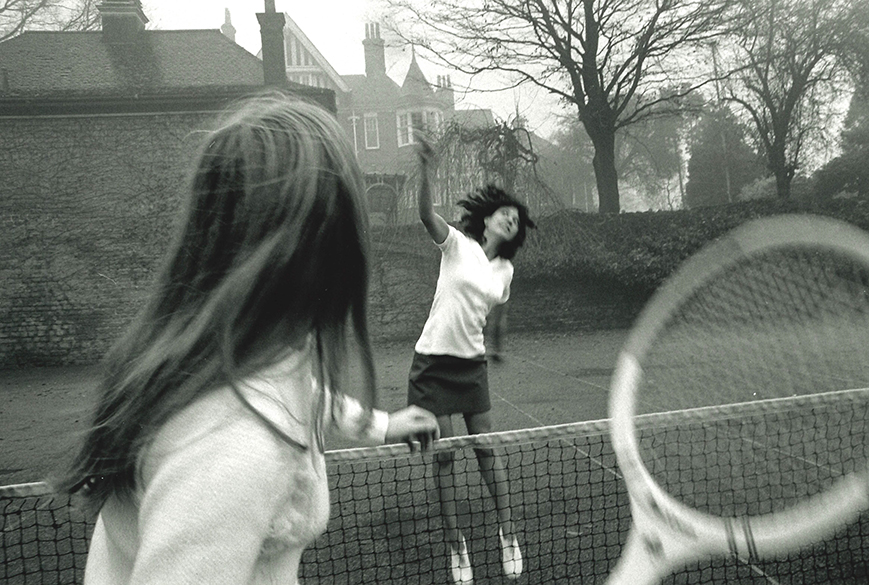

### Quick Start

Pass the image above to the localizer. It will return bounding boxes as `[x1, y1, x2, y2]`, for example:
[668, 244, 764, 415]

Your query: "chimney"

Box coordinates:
[363, 23, 386, 78]
[220, 8, 236, 43]
[98, 0, 148, 43]
[437, 75, 455, 109]
[257, 0, 287, 86]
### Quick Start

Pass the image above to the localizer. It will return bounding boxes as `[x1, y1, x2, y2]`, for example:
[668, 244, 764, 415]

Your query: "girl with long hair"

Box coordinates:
[54, 94, 439, 585]
[407, 136, 535, 584]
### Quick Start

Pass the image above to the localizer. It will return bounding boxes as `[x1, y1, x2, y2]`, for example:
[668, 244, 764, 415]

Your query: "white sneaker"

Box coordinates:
[499, 527, 523, 579]
[449, 534, 473, 584]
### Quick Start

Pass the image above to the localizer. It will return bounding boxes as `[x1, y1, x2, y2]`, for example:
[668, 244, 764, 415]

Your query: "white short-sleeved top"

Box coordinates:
[83, 345, 388, 585]
[415, 225, 514, 358]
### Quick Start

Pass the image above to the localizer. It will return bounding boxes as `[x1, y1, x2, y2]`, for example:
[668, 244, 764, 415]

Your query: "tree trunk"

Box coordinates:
[589, 130, 621, 213]
[775, 169, 792, 199]
[768, 142, 793, 199]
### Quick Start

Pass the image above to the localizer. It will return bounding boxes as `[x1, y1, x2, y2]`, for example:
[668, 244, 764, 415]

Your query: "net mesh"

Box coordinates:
[1, 484, 91, 585]
[2, 411, 868, 585]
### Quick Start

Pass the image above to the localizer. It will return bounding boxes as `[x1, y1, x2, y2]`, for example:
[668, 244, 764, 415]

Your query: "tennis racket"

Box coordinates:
[607, 214, 869, 584]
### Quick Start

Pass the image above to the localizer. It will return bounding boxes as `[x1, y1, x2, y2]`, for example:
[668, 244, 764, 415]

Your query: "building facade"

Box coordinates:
[260, 14, 495, 223]
[0, 0, 333, 366]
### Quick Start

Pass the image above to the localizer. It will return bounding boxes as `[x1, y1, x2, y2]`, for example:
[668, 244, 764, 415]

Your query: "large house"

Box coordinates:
[253, 14, 496, 223]
[0, 0, 334, 367]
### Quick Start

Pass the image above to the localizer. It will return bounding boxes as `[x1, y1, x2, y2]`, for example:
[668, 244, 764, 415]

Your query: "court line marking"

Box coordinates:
[512, 355, 611, 392]
[493, 354, 617, 477]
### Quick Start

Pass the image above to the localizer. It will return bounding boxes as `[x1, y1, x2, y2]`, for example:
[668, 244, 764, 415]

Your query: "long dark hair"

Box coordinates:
[54, 94, 376, 513]
[458, 184, 535, 260]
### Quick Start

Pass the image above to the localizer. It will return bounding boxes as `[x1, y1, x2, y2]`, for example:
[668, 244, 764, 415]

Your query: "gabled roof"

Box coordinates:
[0, 28, 336, 115]
[343, 73, 400, 94]
[278, 13, 350, 93]
[342, 72, 401, 111]
[0, 30, 265, 97]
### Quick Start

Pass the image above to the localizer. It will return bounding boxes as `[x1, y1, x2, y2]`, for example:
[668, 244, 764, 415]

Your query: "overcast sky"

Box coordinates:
[141, 0, 562, 138]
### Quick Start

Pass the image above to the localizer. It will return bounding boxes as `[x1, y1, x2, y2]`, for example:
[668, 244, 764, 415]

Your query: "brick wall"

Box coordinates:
[0, 112, 210, 367]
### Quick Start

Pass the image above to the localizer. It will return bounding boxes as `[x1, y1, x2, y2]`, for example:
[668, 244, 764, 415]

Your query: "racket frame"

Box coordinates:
[607, 214, 869, 585]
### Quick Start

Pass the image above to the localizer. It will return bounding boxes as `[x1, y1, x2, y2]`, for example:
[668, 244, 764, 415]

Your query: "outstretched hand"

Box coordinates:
[414, 131, 437, 168]
[386, 405, 440, 452]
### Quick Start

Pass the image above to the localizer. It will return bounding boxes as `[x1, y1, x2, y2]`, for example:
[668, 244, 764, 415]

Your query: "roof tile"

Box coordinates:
[0, 30, 265, 96]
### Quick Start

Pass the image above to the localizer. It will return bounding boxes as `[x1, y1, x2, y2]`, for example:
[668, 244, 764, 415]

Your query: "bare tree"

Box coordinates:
[51, 0, 99, 31]
[380, 0, 731, 213]
[1, 0, 99, 42]
[1, 0, 52, 40]
[398, 120, 563, 221]
[722, 0, 865, 199]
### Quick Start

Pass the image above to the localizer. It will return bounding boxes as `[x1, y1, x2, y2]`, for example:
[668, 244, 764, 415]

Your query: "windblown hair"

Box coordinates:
[458, 184, 536, 260]
[54, 93, 375, 513]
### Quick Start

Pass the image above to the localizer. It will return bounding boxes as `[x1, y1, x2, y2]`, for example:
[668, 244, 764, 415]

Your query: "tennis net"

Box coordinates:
[3, 397, 868, 584]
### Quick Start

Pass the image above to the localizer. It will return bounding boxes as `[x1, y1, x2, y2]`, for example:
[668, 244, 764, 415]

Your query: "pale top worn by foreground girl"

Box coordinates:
[84, 341, 388, 585]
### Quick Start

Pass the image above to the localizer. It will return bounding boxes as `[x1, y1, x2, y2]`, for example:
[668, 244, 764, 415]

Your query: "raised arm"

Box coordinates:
[416, 134, 449, 245]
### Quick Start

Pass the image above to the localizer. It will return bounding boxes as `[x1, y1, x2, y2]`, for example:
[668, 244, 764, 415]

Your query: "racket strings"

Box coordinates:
[635, 245, 869, 517]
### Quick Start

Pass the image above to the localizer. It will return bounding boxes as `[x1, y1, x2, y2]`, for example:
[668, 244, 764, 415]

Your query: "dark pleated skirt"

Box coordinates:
[407, 352, 490, 416]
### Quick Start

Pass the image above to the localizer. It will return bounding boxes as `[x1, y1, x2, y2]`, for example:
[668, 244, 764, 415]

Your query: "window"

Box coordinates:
[364, 113, 380, 150]
[396, 109, 443, 147]
[396, 112, 412, 147]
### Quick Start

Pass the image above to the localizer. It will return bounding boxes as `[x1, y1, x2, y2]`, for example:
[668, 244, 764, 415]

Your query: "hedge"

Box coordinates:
[516, 197, 869, 295]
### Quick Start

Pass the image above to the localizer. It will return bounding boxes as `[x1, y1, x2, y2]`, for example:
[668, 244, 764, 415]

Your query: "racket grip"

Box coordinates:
[748, 469, 869, 556]
[605, 527, 675, 585]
